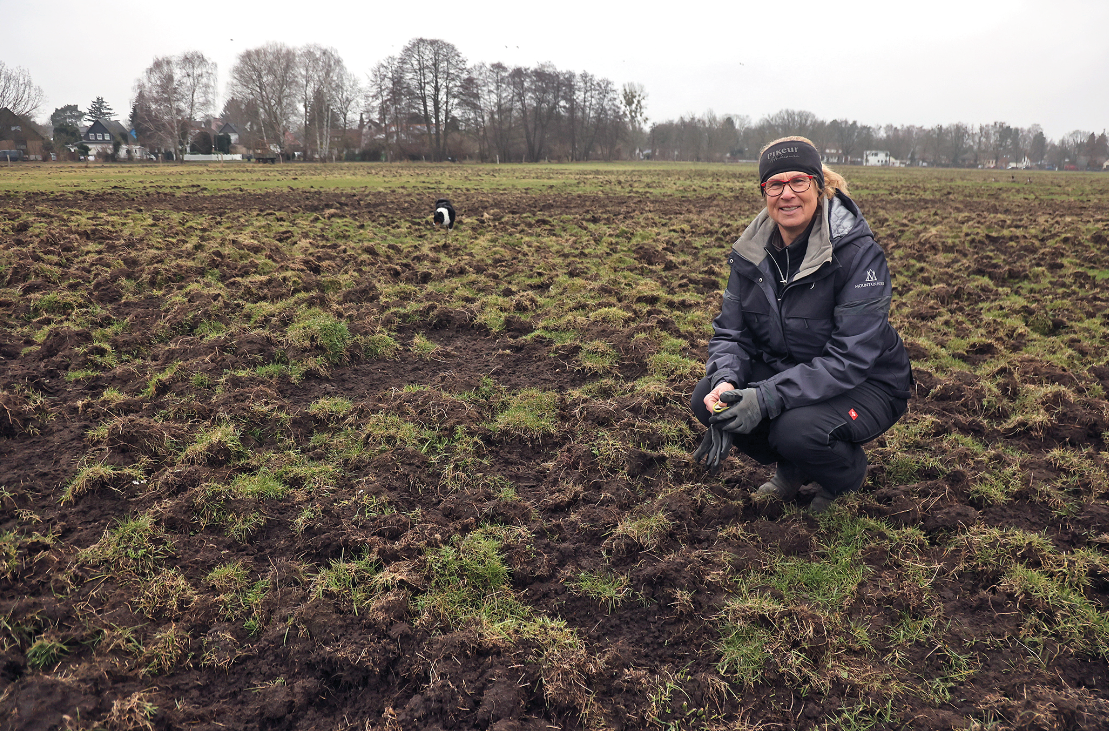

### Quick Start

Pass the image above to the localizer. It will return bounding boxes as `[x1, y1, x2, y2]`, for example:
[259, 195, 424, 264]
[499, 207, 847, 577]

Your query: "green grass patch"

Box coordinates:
[312, 550, 383, 614]
[28, 637, 69, 670]
[61, 461, 145, 504]
[79, 513, 174, 577]
[179, 422, 247, 465]
[286, 308, 350, 363]
[306, 396, 354, 419]
[612, 511, 671, 551]
[491, 389, 559, 439]
[206, 561, 270, 634]
[410, 333, 440, 359]
[362, 332, 400, 359]
[568, 569, 631, 612]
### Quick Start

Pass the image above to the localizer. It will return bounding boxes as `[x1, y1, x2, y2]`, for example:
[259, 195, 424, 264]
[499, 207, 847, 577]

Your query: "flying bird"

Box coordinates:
[433, 199, 456, 233]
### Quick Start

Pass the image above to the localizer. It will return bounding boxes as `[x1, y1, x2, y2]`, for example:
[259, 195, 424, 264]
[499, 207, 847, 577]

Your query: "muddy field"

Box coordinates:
[0, 163, 1107, 730]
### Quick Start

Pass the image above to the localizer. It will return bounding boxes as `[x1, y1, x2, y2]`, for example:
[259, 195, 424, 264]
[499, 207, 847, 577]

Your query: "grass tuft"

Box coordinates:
[61, 461, 144, 504]
[492, 389, 559, 439]
[79, 513, 174, 577]
[569, 569, 631, 612]
[612, 511, 672, 551]
[286, 308, 350, 363]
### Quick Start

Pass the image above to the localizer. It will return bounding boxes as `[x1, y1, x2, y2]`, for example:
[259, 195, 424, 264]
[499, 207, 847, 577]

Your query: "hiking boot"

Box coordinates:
[754, 463, 806, 500]
[808, 469, 868, 513]
[808, 487, 836, 514]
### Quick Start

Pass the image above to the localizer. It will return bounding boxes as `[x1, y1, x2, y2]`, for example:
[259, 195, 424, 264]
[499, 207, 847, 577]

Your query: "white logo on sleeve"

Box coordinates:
[855, 269, 885, 289]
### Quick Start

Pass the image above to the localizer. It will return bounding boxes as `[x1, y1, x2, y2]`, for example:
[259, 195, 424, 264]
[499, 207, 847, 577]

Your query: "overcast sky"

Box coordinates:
[6, 0, 1107, 141]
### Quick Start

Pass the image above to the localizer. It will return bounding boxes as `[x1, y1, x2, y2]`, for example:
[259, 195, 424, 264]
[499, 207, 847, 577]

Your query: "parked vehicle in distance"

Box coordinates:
[252, 145, 279, 164]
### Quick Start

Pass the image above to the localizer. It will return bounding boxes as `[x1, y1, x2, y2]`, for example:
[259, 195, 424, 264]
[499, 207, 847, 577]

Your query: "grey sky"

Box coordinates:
[7, 0, 1107, 140]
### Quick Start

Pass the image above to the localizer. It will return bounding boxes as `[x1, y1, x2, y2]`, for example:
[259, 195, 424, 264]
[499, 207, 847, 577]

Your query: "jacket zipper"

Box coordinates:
[774, 284, 791, 360]
[771, 265, 832, 361]
[736, 258, 833, 363]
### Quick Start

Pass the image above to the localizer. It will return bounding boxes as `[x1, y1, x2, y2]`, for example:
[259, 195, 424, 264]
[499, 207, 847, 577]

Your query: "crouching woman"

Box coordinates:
[692, 136, 913, 512]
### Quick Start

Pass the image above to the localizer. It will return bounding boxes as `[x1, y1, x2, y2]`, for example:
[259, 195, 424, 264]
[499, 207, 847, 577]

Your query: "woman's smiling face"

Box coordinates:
[765, 171, 820, 241]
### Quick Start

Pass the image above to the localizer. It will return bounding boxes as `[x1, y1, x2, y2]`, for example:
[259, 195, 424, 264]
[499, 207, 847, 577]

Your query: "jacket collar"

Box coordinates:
[732, 193, 858, 281]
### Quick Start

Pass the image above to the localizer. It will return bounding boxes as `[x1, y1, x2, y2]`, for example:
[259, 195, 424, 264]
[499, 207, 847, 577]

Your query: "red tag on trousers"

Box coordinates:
[848, 408, 858, 420]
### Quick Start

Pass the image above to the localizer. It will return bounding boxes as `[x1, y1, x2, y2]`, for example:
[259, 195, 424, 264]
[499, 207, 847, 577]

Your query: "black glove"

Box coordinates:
[692, 424, 733, 475]
[709, 387, 764, 435]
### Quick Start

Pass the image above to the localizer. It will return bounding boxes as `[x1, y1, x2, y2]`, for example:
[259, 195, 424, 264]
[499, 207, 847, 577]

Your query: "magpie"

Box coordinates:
[433, 199, 456, 232]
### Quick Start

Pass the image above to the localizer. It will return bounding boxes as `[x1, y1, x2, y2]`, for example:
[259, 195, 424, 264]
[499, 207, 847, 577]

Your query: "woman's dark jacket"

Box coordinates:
[705, 190, 912, 419]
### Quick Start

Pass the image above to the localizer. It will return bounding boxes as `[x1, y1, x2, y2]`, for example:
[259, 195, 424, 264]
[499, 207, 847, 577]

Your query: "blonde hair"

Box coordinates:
[760, 135, 850, 199]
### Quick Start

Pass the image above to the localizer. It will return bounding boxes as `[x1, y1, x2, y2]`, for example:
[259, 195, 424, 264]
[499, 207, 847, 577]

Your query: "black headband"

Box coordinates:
[759, 140, 824, 189]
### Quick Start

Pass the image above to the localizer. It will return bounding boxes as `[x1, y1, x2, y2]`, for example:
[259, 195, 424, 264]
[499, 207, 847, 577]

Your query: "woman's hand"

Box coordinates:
[709, 388, 764, 434]
[703, 381, 737, 413]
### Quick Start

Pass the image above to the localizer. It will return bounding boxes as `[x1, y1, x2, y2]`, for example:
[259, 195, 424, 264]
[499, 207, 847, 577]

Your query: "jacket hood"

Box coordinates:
[731, 191, 864, 281]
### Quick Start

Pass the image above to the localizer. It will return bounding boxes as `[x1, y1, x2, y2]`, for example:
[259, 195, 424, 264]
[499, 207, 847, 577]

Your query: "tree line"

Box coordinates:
[124, 39, 638, 163]
[3, 46, 1106, 169]
[650, 109, 1109, 170]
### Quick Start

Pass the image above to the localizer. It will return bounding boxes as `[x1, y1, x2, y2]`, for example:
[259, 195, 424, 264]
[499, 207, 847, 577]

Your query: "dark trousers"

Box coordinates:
[691, 363, 907, 495]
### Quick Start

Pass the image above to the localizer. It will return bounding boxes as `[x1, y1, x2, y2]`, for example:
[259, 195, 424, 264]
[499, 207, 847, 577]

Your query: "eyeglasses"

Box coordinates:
[761, 175, 814, 197]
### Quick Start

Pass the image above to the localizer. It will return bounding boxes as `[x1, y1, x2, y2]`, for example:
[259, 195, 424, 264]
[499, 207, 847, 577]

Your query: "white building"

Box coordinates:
[864, 150, 905, 167]
[864, 150, 890, 166]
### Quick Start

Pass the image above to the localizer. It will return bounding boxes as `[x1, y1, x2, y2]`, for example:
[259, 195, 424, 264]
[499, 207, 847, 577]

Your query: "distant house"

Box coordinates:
[79, 118, 147, 160]
[81, 119, 127, 155]
[864, 150, 905, 167]
[217, 122, 240, 145]
[864, 150, 890, 166]
[0, 107, 46, 160]
[821, 148, 848, 165]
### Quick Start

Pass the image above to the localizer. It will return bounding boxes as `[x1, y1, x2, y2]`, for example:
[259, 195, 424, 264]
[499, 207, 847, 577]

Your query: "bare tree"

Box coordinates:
[227, 43, 300, 155]
[760, 109, 819, 142]
[332, 66, 362, 159]
[828, 119, 870, 164]
[132, 52, 215, 158]
[512, 64, 565, 162]
[565, 72, 618, 161]
[993, 123, 1016, 166]
[944, 123, 971, 166]
[713, 114, 748, 160]
[457, 64, 493, 161]
[298, 45, 347, 160]
[0, 62, 44, 118]
[620, 82, 648, 154]
[299, 45, 323, 159]
[1028, 125, 1047, 165]
[474, 62, 512, 164]
[132, 59, 180, 156]
[401, 38, 466, 161]
[368, 55, 411, 160]
[1007, 125, 1030, 164]
[177, 51, 215, 124]
[560, 71, 579, 161]
[647, 111, 745, 162]
[1059, 129, 1090, 168]
[362, 39, 630, 163]
[879, 124, 922, 164]
[921, 125, 942, 165]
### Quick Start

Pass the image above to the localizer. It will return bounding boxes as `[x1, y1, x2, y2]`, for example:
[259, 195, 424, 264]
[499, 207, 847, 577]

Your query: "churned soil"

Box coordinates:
[1, 172, 1107, 731]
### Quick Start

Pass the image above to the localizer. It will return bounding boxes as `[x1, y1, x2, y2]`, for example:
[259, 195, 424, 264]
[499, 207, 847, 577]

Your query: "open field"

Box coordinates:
[0, 161, 1107, 731]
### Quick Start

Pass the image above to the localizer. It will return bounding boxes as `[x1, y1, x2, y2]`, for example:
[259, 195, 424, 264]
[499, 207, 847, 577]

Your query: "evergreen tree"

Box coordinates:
[51, 104, 84, 128]
[85, 96, 115, 122]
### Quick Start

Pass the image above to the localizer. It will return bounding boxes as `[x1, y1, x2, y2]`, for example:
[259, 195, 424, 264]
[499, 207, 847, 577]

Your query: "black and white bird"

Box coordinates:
[433, 199, 456, 233]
